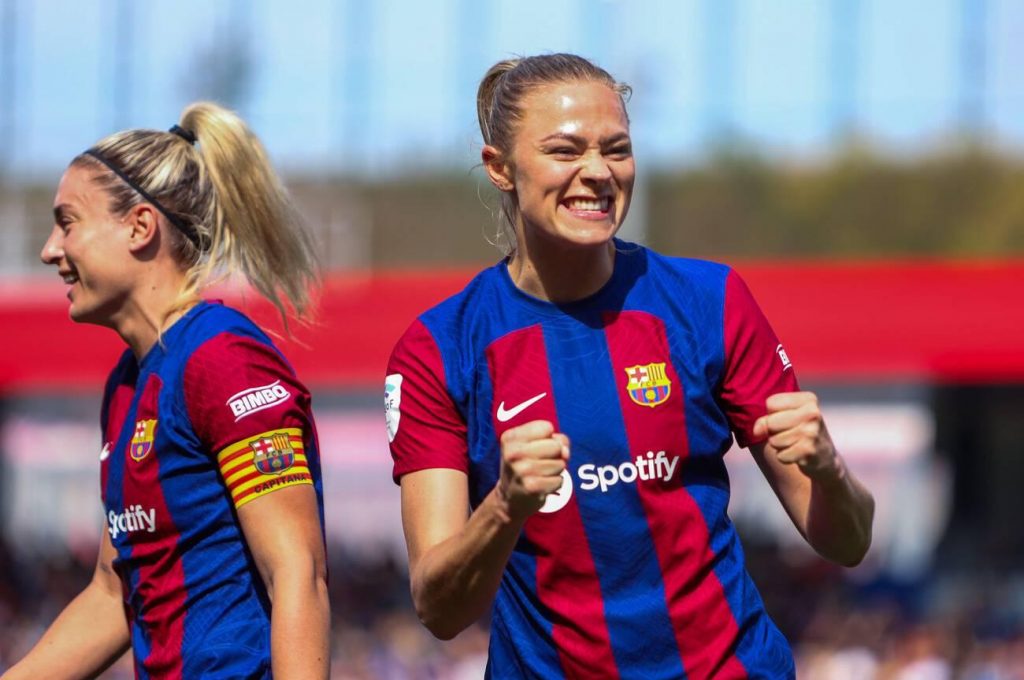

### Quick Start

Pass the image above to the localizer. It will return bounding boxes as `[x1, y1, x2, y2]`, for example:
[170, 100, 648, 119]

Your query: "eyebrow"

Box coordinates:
[538, 131, 632, 145]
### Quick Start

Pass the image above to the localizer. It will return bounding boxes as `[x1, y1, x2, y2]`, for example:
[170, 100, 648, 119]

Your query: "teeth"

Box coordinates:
[567, 197, 609, 211]
[62, 274, 78, 284]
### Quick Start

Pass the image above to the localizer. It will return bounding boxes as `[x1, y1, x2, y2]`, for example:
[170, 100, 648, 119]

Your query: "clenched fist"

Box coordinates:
[497, 420, 570, 522]
[752, 392, 843, 482]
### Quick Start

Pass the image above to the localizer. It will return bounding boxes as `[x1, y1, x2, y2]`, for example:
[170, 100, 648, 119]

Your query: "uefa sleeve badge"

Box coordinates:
[385, 374, 403, 443]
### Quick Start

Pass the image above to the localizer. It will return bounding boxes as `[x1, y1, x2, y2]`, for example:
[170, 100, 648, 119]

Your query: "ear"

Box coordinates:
[482, 144, 514, 192]
[125, 203, 161, 254]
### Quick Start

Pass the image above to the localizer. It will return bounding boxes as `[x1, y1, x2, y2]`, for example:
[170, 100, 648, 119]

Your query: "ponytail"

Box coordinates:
[73, 102, 319, 328]
[180, 103, 318, 323]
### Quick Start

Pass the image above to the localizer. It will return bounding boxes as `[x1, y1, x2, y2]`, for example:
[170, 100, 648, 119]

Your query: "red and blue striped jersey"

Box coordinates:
[387, 243, 799, 679]
[100, 301, 324, 679]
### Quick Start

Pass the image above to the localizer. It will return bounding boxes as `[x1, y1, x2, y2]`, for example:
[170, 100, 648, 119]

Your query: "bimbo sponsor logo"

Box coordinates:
[107, 505, 157, 539]
[578, 450, 680, 493]
[228, 380, 291, 422]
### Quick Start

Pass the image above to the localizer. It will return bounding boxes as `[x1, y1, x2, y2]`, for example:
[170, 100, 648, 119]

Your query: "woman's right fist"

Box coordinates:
[497, 420, 570, 522]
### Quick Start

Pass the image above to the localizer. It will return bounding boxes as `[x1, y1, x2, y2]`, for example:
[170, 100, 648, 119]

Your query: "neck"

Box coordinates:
[508, 231, 616, 303]
[111, 268, 194, 359]
[117, 304, 193, 360]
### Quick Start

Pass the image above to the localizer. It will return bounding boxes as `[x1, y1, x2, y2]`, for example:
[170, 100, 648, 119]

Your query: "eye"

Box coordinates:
[548, 146, 579, 159]
[606, 144, 632, 160]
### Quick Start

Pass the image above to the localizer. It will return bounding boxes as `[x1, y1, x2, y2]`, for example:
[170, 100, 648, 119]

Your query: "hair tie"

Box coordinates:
[169, 124, 197, 145]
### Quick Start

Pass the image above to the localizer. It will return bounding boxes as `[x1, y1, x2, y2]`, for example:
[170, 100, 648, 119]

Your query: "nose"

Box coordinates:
[40, 226, 64, 265]
[580, 151, 613, 183]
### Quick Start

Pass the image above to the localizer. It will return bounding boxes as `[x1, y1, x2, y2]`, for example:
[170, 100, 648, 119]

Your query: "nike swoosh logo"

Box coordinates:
[496, 392, 547, 422]
[99, 442, 111, 461]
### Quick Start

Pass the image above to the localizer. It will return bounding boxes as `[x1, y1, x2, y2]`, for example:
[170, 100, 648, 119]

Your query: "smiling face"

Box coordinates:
[495, 80, 635, 251]
[41, 164, 137, 326]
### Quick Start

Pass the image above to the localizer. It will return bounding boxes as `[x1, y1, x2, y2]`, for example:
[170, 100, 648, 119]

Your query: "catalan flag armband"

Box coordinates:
[217, 428, 312, 509]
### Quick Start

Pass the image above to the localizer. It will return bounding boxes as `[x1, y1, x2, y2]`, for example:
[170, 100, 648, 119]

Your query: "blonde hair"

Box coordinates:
[73, 102, 318, 326]
[476, 54, 631, 253]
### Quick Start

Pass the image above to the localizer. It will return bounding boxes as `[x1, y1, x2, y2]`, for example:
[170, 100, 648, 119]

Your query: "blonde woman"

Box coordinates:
[5, 104, 328, 679]
[387, 54, 874, 679]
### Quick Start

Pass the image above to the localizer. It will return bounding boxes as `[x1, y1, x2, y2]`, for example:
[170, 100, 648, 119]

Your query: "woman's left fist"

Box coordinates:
[752, 391, 843, 482]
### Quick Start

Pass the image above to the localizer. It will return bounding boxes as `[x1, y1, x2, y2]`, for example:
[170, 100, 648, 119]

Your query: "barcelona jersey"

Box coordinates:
[100, 301, 324, 678]
[387, 242, 799, 679]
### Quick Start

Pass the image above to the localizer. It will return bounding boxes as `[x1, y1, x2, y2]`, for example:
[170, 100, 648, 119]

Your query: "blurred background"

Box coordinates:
[2, 0, 1024, 678]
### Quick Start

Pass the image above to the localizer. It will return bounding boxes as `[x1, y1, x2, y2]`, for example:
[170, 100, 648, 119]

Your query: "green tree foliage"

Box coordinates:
[648, 147, 1024, 258]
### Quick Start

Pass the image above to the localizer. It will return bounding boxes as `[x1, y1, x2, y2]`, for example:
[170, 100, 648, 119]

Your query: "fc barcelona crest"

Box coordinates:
[130, 419, 157, 461]
[624, 363, 672, 408]
[250, 432, 296, 475]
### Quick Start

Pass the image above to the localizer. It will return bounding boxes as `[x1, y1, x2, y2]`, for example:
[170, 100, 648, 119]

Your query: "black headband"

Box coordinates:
[83, 149, 204, 250]
[169, 124, 196, 145]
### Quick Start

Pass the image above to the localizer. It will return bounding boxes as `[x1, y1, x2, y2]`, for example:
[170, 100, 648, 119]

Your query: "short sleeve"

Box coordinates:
[386, 319, 468, 483]
[720, 269, 800, 447]
[183, 333, 315, 509]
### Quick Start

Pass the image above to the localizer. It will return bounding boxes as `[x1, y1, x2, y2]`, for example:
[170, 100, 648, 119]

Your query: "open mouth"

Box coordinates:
[59, 270, 79, 298]
[562, 196, 613, 219]
[565, 197, 610, 212]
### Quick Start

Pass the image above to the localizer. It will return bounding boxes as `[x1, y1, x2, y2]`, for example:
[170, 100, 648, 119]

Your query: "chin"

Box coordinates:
[561, 224, 619, 247]
[68, 302, 108, 327]
[68, 306, 94, 324]
[523, 214, 620, 251]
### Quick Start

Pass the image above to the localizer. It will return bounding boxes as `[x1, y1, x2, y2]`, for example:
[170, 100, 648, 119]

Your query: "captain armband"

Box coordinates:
[216, 427, 312, 509]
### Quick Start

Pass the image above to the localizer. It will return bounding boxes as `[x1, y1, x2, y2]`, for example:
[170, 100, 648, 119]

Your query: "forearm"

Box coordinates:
[4, 581, 129, 680]
[751, 396, 876, 568]
[804, 456, 875, 566]
[411, 486, 525, 640]
[269, 569, 330, 679]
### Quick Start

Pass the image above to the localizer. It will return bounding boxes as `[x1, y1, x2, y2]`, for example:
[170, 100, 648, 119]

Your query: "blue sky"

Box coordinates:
[2, 0, 1022, 181]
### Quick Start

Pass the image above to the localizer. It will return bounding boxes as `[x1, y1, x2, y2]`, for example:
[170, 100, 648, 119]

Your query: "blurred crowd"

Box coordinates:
[2, 535, 1022, 679]
[795, 605, 1024, 680]
[745, 541, 1024, 680]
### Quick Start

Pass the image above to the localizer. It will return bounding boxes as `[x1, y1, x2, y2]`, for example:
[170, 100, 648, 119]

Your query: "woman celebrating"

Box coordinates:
[6, 104, 328, 679]
[387, 54, 873, 679]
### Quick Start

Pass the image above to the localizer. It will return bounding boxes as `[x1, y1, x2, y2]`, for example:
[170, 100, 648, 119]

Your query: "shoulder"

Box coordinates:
[647, 255, 766, 332]
[616, 242, 734, 313]
[182, 301, 273, 348]
[636, 245, 733, 290]
[419, 264, 503, 333]
[177, 305, 313, 451]
[394, 263, 504, 360]
[179, 304, 301, 415]
[175, 302, 283, 369]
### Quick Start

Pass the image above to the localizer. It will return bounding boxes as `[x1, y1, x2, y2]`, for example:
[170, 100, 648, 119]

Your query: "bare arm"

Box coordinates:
[402, 420, 568, 640]
[749, 391, 875, 566]
[3, 529, 129, 680]
[239, 485, 330, 680]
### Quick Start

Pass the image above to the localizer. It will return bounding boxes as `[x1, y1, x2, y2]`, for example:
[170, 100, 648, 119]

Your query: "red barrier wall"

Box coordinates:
[3, 260, 1022, 393]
